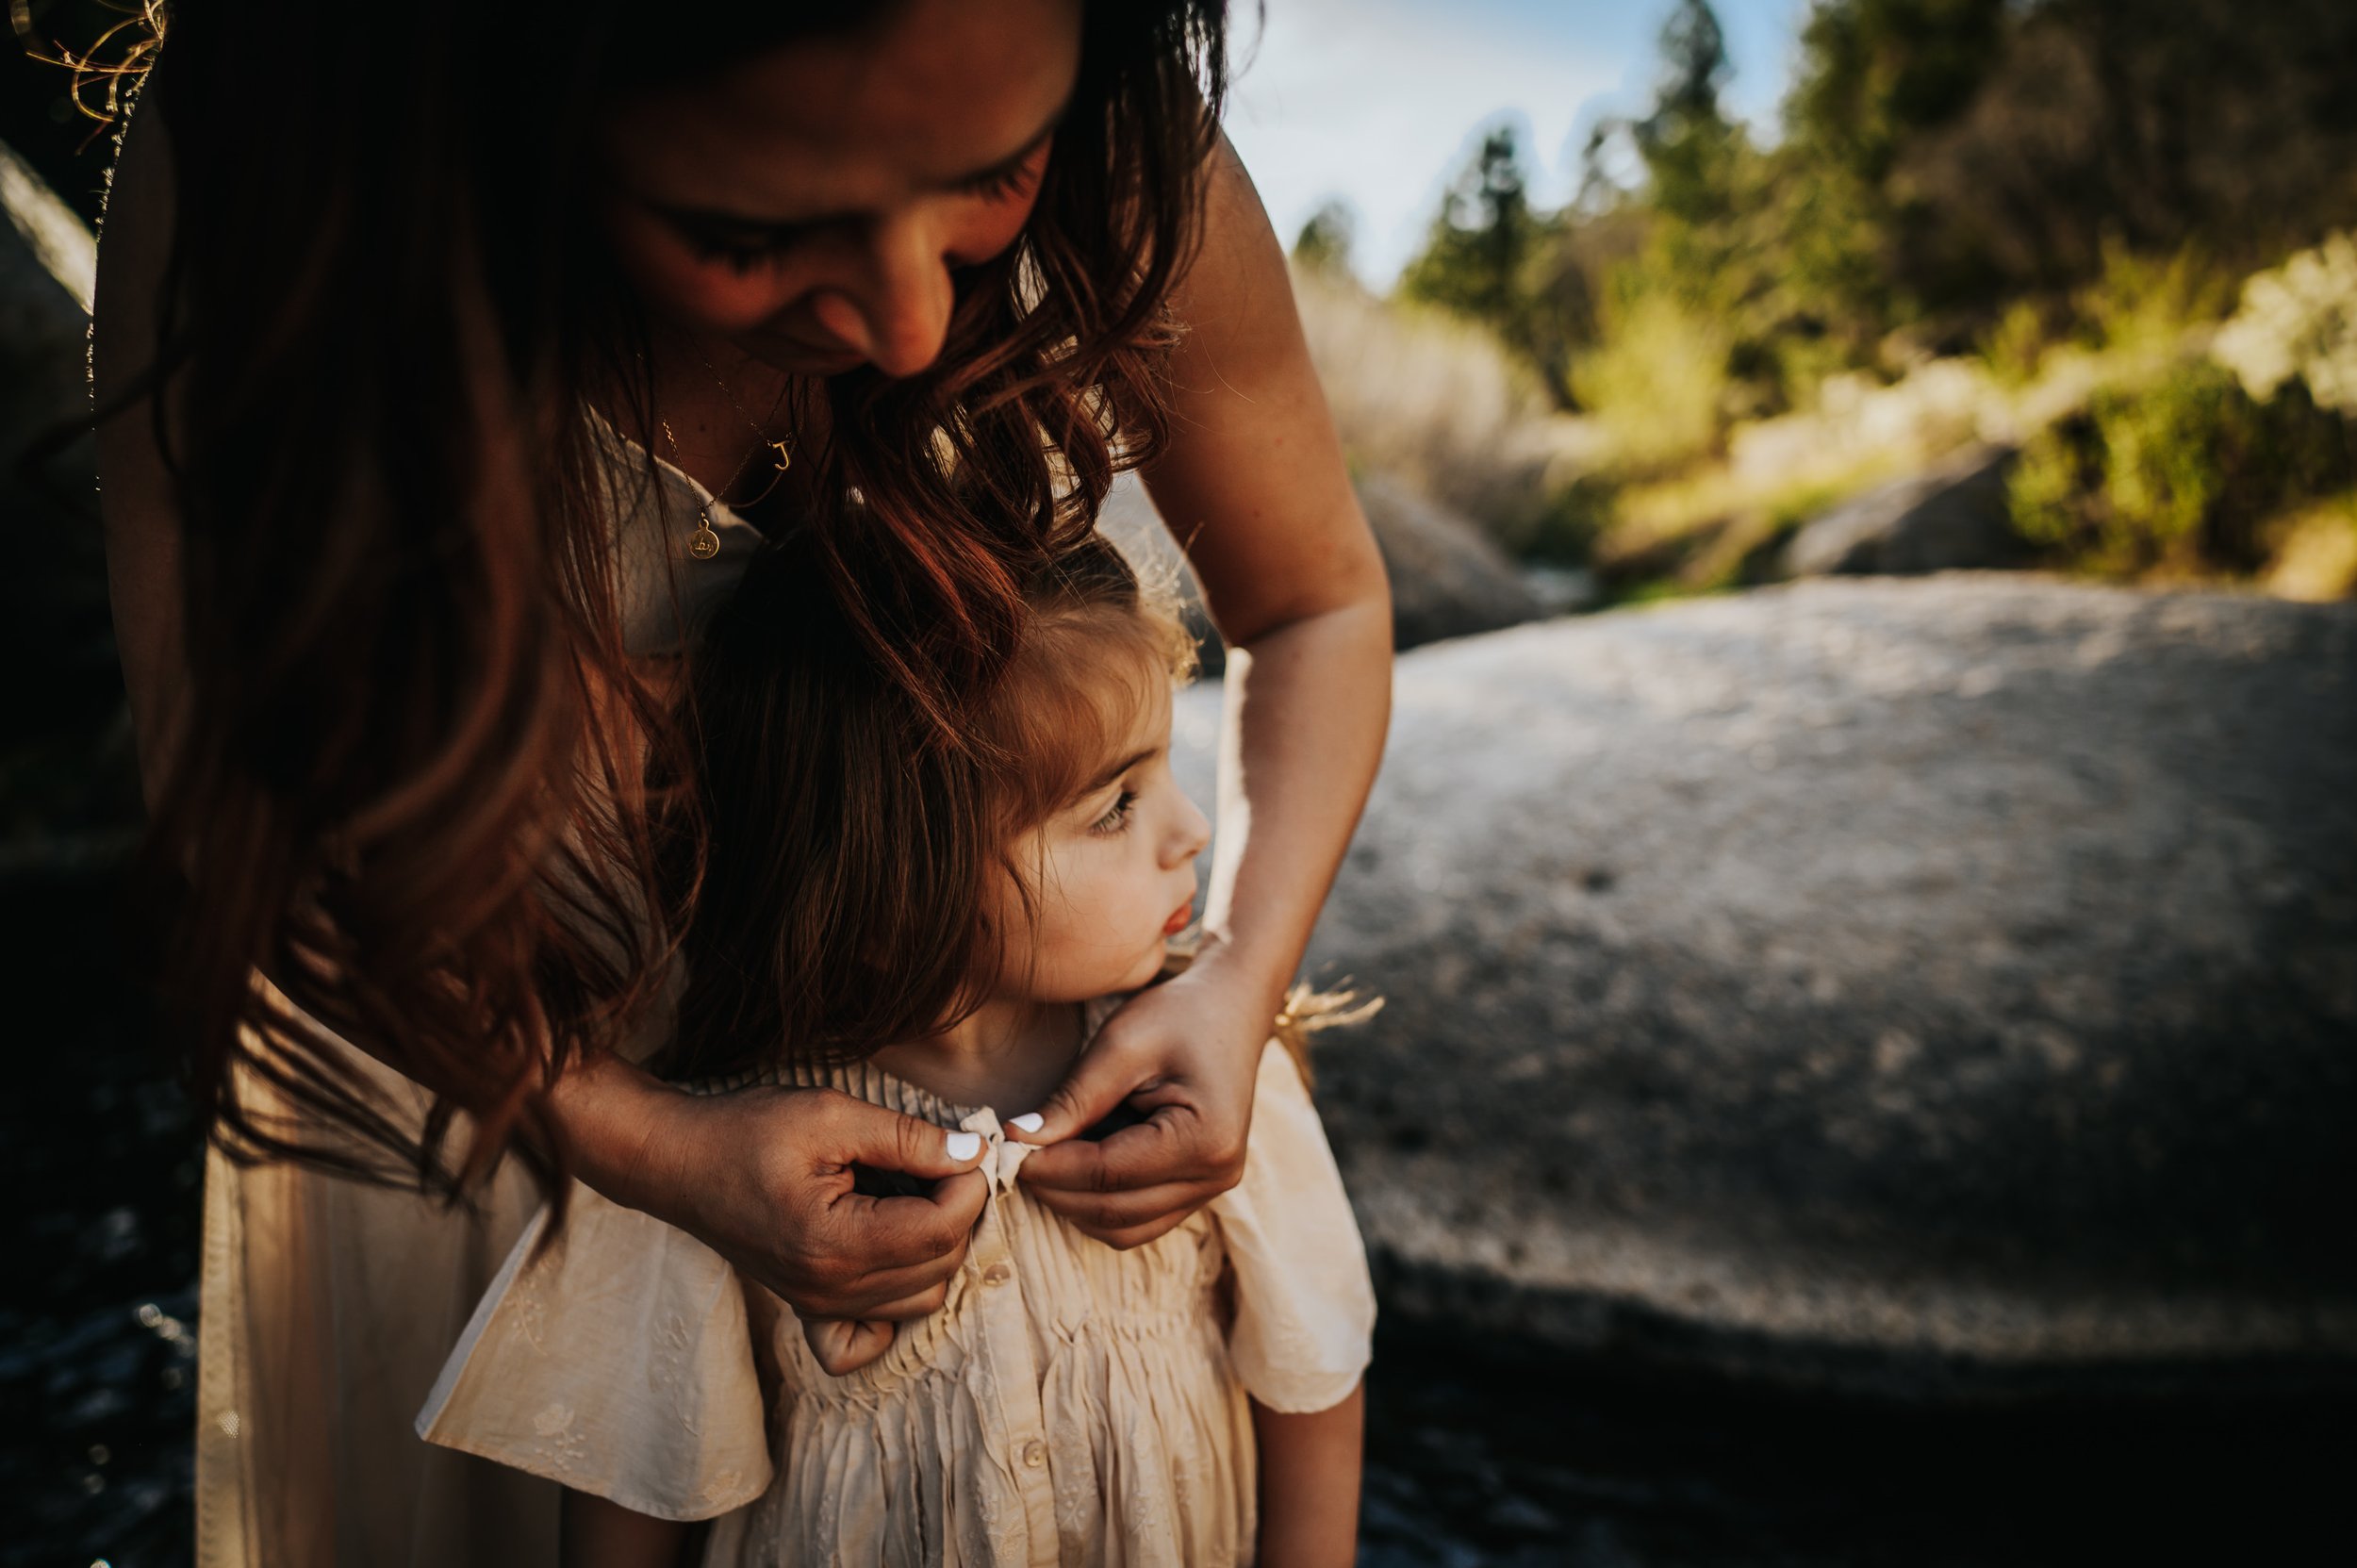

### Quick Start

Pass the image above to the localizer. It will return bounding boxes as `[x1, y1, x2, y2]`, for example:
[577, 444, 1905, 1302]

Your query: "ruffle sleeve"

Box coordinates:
[1211, 1040, 1377, 1413]
[414, 1182, 772, 1521]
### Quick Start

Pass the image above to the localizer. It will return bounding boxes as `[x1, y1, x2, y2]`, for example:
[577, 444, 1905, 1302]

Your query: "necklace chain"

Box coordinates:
[697, 351, 796, 497]
[659, 351, 796, 560]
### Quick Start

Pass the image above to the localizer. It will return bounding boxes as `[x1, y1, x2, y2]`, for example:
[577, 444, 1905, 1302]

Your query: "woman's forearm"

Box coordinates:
[538, 1048, 694, 1215]
[1195, 598, 1393, 1019]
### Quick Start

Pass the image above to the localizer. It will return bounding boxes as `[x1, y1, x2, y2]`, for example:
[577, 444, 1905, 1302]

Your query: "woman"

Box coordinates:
[92, 1, 1390, 1562]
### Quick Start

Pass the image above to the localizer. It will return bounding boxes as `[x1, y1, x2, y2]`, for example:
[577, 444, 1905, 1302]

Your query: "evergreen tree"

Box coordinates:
[1632, 0, 1739, 232]
[1399, 125, 1538, 328]
[1292, 199, 1360, 277]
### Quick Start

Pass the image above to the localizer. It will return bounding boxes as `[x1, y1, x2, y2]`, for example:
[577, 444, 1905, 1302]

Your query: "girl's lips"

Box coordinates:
[1162, 899, 1195, 937]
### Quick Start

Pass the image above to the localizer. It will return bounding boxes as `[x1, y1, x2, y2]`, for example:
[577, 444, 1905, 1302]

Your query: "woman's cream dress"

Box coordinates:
[415, 1013, 1376, 1568]
[192, 424, 763, 1568]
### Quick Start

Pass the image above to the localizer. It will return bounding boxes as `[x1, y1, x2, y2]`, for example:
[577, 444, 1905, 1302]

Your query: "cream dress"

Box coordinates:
[192, 421, 763, 1568]
[415, 1010, 1376, 1568]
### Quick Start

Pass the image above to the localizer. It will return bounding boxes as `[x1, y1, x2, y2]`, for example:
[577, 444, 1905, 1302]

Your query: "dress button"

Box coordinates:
[983, 1263, 1013, 1286]
[1021, 1439, 1047, 1470]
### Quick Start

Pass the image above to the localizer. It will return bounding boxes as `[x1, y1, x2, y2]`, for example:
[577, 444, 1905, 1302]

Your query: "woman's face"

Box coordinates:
[599, 0, 1084, 379]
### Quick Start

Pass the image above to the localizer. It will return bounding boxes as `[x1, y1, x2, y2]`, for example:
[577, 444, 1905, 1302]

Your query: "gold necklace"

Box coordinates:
[658, 355, 794, 561]
[698, 350, 797, 482]
[659, 417, 767, 561]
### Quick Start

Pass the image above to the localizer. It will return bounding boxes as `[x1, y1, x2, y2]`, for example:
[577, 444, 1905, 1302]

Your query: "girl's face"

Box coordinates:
[598, 0, 1083, 379]
[993, 671, 1211, 1005]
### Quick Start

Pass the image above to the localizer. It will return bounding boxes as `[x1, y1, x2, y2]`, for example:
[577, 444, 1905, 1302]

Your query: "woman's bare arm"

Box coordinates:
[1018, 136, 1393, 1242]
[91, 80, 986, 1322]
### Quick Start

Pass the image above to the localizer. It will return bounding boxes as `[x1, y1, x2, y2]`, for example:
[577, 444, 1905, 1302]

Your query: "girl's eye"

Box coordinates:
[1090, 789, 1138, 836]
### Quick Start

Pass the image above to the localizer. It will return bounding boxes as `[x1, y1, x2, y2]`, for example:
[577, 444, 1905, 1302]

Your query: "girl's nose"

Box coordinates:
[1165, 793, 1211, 868]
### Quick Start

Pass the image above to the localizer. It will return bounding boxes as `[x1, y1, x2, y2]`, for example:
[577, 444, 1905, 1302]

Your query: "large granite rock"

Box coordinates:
[1098, 468, 1545, 668]
[1169, 575, 2357, 1395]
[1778, 445, 2030, 580]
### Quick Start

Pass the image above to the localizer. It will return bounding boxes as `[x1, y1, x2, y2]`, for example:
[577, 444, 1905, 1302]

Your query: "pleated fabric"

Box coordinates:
[419, 1026, 1376, 1567]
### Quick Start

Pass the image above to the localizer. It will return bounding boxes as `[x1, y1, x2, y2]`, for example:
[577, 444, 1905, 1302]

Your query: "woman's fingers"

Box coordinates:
[801, 1316, 897, 1378]
[775, 1169, 988, 1315]
[1014, 1028, 1162, 1147]
[1024, 1175, 1224, 1246]
[671, 1089, 997, 1318]
[792, 1253, 955, 1319]
[1020, 1101, 1244, 1243]
[820, 1092, 993, 1181]
[849, 1282, 955, 1322]
[1021, 1098, 1234, 1189]
[843, 1170, 991, 1261]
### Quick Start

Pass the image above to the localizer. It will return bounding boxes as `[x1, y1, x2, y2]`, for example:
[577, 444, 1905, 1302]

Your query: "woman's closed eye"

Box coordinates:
[681, 225, 806, 273]
[957, 155, 1045, 206]
[1090, 788, 1138, 836]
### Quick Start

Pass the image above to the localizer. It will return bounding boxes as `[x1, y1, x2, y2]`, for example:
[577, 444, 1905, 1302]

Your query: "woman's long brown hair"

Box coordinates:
[125, 0, 1229, 1202]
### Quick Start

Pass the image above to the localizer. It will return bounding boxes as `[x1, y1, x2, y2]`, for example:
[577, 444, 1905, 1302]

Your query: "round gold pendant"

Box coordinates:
[687, 521, 721, 561]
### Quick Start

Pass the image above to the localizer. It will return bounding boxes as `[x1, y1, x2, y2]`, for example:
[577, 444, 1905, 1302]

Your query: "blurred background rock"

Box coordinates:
[7, 1, 2354, 1564]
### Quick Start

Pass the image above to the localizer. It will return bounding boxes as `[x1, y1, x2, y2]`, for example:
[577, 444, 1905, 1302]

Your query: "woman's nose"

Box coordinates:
[842, 212, 959, 378]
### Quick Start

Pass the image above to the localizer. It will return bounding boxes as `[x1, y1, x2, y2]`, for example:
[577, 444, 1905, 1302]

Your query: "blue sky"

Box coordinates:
[1222, 0, 1810, 287]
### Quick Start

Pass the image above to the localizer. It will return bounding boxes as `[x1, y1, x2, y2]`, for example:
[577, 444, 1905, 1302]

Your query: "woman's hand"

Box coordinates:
[1016, 942, 1276, 1247]
[555, 1056, 989, 1321]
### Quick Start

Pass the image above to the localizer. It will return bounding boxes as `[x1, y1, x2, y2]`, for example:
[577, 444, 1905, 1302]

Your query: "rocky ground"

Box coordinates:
[1173, 574, 2357, 1393]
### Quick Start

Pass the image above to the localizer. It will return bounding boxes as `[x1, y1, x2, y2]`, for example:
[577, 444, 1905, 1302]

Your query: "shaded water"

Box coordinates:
[2, 867, 2343, 1566]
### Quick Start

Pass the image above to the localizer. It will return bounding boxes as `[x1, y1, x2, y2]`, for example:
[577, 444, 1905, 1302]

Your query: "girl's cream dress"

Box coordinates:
[415, 1007, 1376, 1568]
[193, 421, 763, 1568]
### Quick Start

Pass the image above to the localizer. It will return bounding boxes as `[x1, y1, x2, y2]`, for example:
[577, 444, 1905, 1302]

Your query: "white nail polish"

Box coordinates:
[1009, 1113, 1045, 1135]
[946, 1131, 981, 1162]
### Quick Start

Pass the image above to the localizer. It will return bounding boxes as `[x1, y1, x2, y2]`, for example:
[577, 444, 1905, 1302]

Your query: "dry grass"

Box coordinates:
[1290, 263, 1598, 553]
[2262, 491, 2357, 602]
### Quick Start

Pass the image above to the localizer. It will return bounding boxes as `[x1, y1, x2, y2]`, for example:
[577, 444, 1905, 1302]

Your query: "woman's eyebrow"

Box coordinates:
[646, 104, 1067, 240]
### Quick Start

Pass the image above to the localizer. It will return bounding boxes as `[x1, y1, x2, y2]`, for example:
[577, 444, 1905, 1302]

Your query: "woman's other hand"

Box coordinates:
[1015, 944, 1272, 1246]
[554, 1056, 989, 1320]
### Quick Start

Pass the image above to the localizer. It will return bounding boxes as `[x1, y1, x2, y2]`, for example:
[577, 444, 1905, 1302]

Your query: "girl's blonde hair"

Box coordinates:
[656, 534, 1195, 1081]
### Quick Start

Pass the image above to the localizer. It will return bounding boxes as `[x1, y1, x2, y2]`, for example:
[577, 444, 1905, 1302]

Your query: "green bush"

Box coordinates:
[2073, 241, 2234, 355]
[1977, 299, 2053, 388]
[2010, 361, 2354, 575]
[1570, 283, 1732, 475]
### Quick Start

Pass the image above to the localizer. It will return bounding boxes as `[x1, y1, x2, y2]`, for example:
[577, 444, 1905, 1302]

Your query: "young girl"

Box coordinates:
[416, 536, 1376, 1567]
